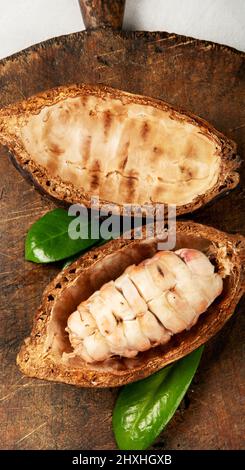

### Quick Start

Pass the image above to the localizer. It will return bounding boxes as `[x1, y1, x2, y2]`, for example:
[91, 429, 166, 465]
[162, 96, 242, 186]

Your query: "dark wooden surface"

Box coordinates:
[0, 13, 244, 450]
[78, 0, 126, 29]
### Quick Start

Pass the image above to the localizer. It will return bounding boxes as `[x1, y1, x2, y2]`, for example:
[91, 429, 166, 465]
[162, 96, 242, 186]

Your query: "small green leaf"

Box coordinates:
[25, 208, 98, 263]
[113, 346, 204, 450]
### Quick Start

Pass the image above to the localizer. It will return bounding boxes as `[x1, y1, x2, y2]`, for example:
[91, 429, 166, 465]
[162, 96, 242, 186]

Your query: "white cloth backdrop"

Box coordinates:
[0, 0, 244, 60]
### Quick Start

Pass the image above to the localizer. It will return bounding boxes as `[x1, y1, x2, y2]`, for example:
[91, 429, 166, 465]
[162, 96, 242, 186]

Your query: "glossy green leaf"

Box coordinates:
[25, 208, 98, 263]
[113, 346, 204, 450]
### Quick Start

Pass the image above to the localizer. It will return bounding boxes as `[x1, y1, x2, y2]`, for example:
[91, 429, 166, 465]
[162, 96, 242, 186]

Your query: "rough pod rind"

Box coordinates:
[17, 222, 245, 388]
[0, 84, 240, 216]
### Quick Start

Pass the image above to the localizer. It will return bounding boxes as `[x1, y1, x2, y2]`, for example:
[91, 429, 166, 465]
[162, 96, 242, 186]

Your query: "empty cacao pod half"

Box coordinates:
[0, 84, 240, 215]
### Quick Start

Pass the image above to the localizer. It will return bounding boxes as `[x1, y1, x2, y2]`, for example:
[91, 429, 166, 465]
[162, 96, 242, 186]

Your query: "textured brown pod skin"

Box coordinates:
[17, 221, 245, 388]
[0, 84, 240, 216]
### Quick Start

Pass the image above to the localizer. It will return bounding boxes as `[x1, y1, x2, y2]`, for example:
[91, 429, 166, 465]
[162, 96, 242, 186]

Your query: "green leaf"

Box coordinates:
[113, 346, 204, 450]
[25, 208, 98, 263]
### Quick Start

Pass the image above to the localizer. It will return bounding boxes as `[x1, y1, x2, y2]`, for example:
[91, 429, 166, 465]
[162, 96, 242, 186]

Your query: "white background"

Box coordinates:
[0, 0, 244, 60]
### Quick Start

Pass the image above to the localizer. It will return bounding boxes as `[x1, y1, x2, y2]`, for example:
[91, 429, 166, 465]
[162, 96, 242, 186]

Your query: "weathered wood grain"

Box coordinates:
[0, 25, 244, 449]
[78, 0, 126, 29]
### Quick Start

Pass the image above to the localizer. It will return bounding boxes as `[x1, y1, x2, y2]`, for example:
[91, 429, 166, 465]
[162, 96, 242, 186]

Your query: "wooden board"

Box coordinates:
[0, 16, 244, 450]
